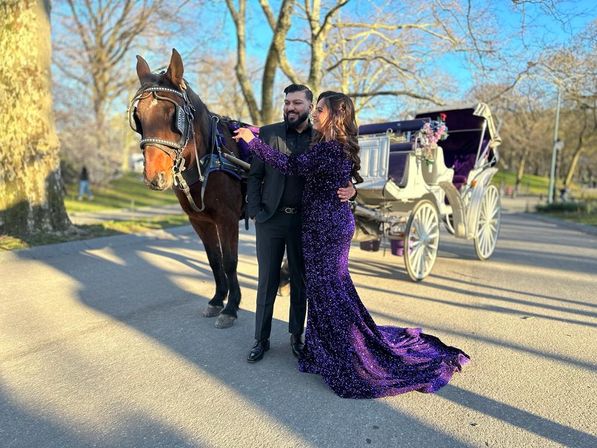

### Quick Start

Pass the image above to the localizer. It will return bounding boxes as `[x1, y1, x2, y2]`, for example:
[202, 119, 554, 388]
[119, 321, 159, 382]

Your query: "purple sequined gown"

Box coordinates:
[249, 138, 470, 399]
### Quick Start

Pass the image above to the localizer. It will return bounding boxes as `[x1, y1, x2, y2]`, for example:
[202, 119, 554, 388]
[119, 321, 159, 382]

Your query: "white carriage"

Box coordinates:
[353, 103, 502, 281]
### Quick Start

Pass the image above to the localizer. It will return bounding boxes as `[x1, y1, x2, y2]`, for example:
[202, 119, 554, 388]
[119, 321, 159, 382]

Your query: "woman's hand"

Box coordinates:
[233, 127, 256, 143]
[337, 182, 356, 202]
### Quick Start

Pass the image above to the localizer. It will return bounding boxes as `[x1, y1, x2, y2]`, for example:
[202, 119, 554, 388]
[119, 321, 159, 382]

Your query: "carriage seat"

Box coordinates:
[388, 143, 413, 187]
[452, 153, 476, 190]
[421, 145, 454, 185]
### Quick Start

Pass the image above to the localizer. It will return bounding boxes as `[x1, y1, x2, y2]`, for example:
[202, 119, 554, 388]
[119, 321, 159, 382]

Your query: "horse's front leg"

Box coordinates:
[190, 219, 228, 320]
[215, 214, 242, 329]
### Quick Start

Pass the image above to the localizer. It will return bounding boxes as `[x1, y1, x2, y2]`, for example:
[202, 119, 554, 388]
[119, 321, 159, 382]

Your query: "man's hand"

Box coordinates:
[337, 182, 356, 202]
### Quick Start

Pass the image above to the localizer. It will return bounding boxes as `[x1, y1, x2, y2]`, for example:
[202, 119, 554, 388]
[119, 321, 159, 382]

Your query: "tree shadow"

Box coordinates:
[4, 212, 595, 446]
[2, 229, 470, 447]
[0, 395, 201, 448]
[441, 386, 597, 448]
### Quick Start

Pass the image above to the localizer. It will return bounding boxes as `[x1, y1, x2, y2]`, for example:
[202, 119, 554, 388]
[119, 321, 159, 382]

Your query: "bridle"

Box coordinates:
[128, 84, 205, 212]
[129, 86, 195, 157]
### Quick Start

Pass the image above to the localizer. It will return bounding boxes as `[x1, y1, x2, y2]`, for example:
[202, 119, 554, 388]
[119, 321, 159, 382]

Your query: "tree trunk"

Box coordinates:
[515, 154, 527, 193]
[0, 0, 71, 237]
[564, 145, 585, 188]
[564, 112, 588, 188]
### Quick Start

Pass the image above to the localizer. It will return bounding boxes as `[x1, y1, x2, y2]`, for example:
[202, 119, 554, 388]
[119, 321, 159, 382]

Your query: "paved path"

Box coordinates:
[1, 202, 596, 447]
[68, 203, 183, 225]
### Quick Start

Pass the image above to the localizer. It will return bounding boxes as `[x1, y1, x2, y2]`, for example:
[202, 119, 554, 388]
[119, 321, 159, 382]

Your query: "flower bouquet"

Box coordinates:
[417, 113, 448, 168]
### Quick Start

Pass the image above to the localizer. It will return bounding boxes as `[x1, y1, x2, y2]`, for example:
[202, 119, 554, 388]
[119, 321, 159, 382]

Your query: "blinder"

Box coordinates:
[127, 86, 194, 157]
[175, 103, 187, 136]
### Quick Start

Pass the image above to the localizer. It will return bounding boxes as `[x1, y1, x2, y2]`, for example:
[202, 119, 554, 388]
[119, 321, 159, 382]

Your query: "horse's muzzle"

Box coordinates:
[145, 171, 169, 190]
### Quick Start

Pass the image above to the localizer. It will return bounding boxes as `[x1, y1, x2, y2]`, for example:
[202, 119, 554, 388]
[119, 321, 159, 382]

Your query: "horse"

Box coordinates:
[129, 49, 247, 329]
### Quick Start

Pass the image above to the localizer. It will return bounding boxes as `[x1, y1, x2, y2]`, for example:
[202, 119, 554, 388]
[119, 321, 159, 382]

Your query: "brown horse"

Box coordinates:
[129, 49, 244, 329]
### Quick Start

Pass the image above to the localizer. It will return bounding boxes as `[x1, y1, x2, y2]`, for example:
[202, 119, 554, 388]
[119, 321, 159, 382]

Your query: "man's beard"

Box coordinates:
[284, 110, 310, 129]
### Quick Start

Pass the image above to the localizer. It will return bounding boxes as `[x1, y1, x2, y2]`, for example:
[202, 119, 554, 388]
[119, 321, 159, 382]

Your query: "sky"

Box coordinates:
[191, 0, 596, 118]
[51, 0, 597, 121]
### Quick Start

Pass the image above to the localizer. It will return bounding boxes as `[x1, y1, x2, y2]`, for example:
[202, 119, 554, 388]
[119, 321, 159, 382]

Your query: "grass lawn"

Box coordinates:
[0, 215, 190, 251]
[64, 171, 179, 213]
[492, 171, 597, 200]
[492, 171, 549, 196]
[1, 172, 188, 251]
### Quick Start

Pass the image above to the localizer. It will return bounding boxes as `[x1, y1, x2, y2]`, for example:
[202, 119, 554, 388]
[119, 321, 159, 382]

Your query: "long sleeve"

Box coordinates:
[248, 138, 345, 177]
[246, 155, 265, 218]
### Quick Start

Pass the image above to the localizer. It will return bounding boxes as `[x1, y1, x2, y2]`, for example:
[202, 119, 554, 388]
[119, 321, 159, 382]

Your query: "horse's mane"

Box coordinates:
[183, 81, 212, 151]
[142, 71, 245, 154]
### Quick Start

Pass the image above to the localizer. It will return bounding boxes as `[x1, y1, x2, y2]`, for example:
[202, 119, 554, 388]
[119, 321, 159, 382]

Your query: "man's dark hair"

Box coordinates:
[283, 84, 313, 103]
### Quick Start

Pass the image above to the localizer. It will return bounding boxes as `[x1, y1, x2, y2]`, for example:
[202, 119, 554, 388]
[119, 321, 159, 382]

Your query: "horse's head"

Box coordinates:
[130, 49, 194, 190]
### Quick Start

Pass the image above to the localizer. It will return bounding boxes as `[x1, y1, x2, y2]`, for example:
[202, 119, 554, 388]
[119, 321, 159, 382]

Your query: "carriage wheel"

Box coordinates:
[404, 200, 440, 282]
[474, 184, 501, 260]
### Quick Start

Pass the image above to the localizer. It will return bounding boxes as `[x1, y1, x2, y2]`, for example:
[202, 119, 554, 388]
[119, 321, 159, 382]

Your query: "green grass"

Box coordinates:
[492, 171, 597, 199]
[0, 215, 190, 251]
[492, 171, 550, 196]
[64, 171, 179, 213]
[0, 171, 189, 251]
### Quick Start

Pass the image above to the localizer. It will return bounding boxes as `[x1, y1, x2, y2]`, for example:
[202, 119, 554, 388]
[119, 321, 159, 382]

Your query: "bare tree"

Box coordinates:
[225, 0, 475, 125]
[0, 0, 71, 237]
[52, 0, 190, 182]
[539, 21, 597, 188]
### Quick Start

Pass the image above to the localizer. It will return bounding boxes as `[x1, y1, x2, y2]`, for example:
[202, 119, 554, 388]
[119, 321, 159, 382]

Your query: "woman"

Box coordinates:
[234, 92, 469, 399]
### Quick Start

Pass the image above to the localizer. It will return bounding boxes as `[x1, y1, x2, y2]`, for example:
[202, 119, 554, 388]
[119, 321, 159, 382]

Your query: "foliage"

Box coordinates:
[536, 201, 594, 214]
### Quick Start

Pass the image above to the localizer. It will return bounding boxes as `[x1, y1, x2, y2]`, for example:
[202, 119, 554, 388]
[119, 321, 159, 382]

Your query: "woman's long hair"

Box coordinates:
[313, 91, 363, 183]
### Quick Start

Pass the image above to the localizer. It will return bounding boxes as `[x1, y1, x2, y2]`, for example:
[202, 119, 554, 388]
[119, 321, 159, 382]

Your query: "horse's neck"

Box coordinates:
[187, 89, 237, 162]
[190, 95, 211, 159]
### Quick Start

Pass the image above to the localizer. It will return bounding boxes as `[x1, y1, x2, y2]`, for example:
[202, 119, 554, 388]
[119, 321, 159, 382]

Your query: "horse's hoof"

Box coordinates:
[215, 314, 236, 329]
[202, 305, 223, 318]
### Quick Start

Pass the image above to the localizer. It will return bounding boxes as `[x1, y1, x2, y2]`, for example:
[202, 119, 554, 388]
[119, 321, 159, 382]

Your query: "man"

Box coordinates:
[246, 84, 355, 363]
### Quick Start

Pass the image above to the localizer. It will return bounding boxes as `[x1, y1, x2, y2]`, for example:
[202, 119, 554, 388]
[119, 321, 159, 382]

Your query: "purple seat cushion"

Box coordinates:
[388, 143, 413, 187]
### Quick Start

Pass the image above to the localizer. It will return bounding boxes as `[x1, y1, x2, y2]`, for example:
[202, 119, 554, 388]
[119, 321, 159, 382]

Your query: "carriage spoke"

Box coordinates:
[474, 185, 501, 260]
[405, 201, 440, 280]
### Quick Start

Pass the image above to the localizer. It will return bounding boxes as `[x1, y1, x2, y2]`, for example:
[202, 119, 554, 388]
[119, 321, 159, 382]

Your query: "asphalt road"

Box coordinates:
[1, 206, 596, 447]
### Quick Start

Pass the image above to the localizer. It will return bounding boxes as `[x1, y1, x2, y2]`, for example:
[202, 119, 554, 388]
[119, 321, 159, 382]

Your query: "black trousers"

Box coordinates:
[254, 211, 306, 341]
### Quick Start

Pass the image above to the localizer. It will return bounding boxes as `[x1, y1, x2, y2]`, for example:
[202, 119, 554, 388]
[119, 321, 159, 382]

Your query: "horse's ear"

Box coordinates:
[136, 55, 152, 84]
[166, 48, 184, 88]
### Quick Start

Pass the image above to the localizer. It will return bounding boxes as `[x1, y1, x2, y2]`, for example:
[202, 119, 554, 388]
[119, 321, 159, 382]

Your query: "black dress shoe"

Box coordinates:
[247, 339, 270, 363]
[290, 334, 305, 358]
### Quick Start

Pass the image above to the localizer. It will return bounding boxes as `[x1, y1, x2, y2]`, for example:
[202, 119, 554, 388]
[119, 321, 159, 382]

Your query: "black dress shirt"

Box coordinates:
[279, 124, 312, 208]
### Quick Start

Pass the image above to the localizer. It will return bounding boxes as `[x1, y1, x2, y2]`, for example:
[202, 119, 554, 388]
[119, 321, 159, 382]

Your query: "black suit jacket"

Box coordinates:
[247, 122, 296, 223]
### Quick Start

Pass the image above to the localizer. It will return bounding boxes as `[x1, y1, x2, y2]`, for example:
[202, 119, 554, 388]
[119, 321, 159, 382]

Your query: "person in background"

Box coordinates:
[78, 165, 93, 200]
